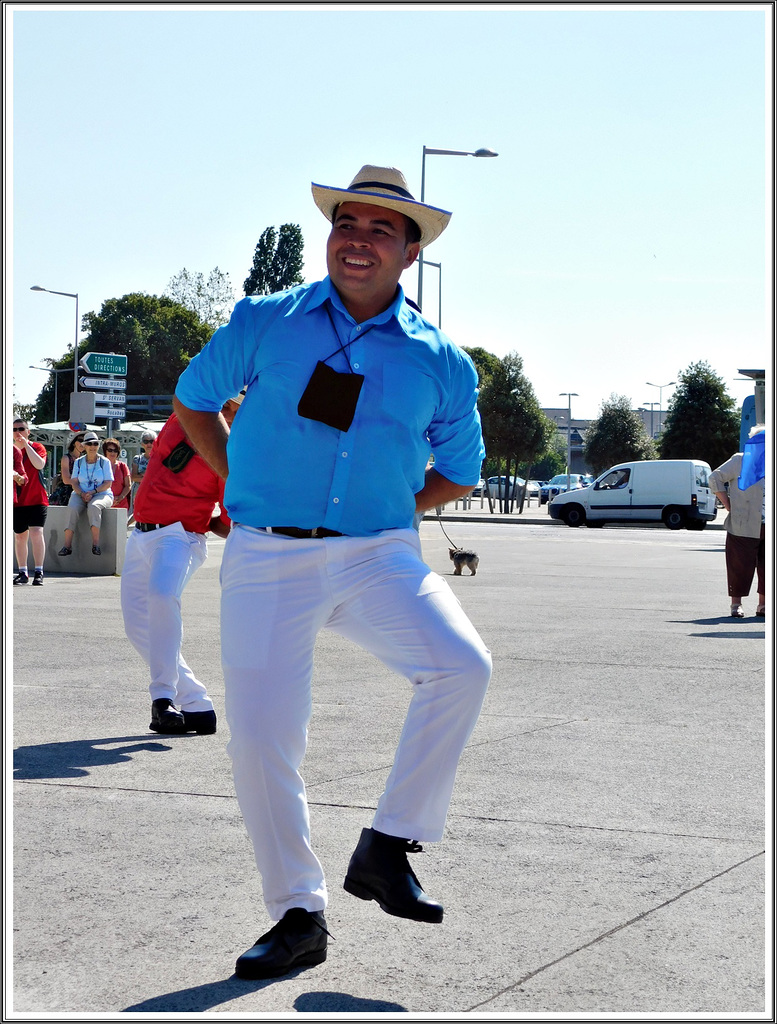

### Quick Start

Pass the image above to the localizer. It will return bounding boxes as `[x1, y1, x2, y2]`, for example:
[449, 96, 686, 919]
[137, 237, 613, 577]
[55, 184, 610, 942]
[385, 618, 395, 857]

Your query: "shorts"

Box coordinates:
[13, 504, 48, 533]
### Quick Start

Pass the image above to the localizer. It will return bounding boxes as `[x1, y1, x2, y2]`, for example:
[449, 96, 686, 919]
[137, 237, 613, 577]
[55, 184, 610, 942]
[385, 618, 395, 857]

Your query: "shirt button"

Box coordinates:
[353, 363, 360, 369]
[333, 497, 340, 504]
[342, 451, 348, 458]
[356, 325, 362, 332]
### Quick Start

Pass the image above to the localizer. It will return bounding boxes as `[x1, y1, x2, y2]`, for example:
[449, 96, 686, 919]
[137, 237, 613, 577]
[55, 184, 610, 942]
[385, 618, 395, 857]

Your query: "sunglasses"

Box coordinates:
[105, 448, 119, 453]
[84, 441, 99, 446]
[13, 426, 27, 432]
[142, 439, 154, 444]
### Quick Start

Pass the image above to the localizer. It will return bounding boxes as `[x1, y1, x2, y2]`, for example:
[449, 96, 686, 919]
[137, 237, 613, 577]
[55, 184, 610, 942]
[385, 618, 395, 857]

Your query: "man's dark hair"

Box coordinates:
[13, 418, 28, 429]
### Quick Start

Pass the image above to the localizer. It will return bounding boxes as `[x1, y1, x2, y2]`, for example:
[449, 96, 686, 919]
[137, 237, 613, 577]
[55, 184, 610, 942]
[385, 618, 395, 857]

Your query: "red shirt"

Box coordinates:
[133, 414, 228, 533]
[15, 442, 49, 506]
[109, 460, 132, 508]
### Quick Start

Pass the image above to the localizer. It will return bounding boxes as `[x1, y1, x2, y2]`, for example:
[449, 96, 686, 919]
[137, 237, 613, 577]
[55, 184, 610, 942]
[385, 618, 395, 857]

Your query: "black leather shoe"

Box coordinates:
[149, 698, 186, 734]
[235, 908, 328, 980]
[343, 827, 444, 923]
[182, 710, 217, 735]
[13, 572, 29, 586]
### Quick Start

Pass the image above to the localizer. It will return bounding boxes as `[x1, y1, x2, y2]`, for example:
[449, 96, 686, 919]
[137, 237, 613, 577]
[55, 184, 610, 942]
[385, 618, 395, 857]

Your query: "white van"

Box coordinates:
[548, 460, 717, 530]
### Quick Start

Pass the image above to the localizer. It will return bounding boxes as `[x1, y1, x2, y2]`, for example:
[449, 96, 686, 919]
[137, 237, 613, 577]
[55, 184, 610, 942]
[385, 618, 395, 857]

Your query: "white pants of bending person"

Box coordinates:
[221, 524, 492, 921]
[121, 523, 215, 712]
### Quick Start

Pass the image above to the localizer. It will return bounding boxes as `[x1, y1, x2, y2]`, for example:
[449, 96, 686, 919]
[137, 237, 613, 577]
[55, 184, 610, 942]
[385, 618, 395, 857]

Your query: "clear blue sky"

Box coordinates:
[8, 3, 771, 421]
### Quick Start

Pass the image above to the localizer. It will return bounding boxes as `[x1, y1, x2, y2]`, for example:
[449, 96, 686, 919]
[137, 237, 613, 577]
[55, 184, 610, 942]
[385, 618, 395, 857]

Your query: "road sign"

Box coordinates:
[80, 352, 128, 376]
[80, 377, 127, 390]
[93, 407, 125, 419]
[70, 392, 95, 421]
[94, 392, 126, 405]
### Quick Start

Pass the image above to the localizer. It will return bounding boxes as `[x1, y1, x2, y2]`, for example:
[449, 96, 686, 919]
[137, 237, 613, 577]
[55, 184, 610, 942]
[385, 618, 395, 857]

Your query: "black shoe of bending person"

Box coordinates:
[235, 908, 328, 980]
[343, 827, 444, 923]
[182, 709, 217, 735]
[149, 698, 186, 734]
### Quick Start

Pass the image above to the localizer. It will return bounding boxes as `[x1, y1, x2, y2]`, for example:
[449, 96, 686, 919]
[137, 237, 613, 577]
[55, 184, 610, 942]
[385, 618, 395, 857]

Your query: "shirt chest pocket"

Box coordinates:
[381, 362, 438, 433]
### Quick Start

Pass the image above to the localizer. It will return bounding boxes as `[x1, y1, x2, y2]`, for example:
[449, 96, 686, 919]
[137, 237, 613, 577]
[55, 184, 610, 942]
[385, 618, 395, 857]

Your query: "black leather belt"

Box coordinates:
[263, 526, 344, 539]
[135, 522, 170, 532]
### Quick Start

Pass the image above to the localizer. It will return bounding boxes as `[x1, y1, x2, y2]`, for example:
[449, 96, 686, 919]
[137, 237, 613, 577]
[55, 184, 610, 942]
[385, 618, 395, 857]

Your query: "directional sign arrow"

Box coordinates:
[80, 352, 128, 376]
[94, 393, 126, 405]
[80, 377, 127, 390]
[93, 408, 125, 419]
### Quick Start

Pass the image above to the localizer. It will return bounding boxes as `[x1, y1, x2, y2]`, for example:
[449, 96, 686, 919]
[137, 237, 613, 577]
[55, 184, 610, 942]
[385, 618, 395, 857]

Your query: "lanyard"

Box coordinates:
[323, 304, 374, 373]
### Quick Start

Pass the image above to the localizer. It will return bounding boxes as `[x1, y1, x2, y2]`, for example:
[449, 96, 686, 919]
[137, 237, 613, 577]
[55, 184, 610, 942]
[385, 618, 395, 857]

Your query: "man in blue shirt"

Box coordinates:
[174, 165, 492, 979]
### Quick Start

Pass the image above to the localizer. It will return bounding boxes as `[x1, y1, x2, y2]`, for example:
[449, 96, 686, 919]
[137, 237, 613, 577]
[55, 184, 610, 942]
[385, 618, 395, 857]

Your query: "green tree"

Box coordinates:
[243, 224, 305, 296]
[659, 361, 740, 468]
[478, 352, 557, 511]
[32, 293, 212, 424]
[462, 346, 502, 387]
[165, 266, 235, 329]
[583, 393, 658, 476]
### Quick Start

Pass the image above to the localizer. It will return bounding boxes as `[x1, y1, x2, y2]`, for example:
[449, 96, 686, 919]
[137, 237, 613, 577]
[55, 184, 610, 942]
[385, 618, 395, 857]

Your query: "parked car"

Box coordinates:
[548, 459, 717, 529]
[470, 478, 487, 497]
[540, 473, 587, 504]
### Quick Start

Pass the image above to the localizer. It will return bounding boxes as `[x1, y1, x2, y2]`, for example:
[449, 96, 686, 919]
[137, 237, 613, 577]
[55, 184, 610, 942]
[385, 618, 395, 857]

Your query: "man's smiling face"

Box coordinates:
[326, 201, 420, 321]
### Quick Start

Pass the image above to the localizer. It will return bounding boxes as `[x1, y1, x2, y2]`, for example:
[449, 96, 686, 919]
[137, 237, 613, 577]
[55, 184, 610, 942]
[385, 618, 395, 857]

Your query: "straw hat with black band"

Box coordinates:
[311, 165, 452, 250]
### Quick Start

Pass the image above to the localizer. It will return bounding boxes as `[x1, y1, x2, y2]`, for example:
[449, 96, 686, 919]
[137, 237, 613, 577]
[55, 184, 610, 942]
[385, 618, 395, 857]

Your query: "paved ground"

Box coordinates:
[10, 511, 768, 1018]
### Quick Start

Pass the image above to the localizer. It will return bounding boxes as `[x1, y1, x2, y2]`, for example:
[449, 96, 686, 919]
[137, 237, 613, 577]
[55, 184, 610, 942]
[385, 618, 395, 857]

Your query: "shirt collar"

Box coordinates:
[306, 277, 407, 328]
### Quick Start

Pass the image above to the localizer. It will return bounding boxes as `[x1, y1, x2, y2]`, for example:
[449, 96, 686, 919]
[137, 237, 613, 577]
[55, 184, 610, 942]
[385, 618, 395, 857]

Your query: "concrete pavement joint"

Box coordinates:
[449, 811, 763, 844]
[465, 849, 766, 1012]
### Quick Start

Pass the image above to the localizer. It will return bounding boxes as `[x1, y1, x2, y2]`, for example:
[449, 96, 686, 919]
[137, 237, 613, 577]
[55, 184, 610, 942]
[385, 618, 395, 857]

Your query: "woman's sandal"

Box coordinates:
[58, 546, 72, 557]
[755, 605, 765, 617]
[730, 604, 745, 618]
[92, 545, 102, 556]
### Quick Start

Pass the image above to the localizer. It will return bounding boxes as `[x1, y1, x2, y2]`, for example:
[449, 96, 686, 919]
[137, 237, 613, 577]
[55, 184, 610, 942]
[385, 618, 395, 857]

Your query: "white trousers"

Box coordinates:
[121, 523, 214, 711]
[221, 524, 492, 920]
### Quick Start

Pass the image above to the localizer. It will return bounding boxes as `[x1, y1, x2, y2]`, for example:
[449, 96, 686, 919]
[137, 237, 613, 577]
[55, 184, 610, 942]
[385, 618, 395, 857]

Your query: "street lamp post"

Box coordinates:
[646, 380, 675, 435]
[642, 401, 659, 439]
[418, 146, 498, 312]
[422, 260, 443, 328]
[29, 364, 71, 422]
[30, 286, 80, 398]
[559, 393, 579, 492]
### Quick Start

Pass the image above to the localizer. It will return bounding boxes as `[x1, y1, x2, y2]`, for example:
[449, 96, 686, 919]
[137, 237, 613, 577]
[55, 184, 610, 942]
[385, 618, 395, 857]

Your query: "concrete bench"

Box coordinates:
[14, 506, 128, 576]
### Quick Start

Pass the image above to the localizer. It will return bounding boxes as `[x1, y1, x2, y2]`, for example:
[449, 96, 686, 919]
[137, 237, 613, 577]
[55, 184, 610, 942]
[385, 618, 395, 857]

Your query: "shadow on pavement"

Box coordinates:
[13, 736, 174, 780]
[124, 979, 406, 1014]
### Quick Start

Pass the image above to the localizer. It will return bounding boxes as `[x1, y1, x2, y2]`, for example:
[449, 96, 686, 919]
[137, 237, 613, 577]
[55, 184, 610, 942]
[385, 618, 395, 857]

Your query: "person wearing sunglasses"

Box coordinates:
[58, 431, 114, 557]
[12, 419, 48, 586]
[102, 440, 132, 509]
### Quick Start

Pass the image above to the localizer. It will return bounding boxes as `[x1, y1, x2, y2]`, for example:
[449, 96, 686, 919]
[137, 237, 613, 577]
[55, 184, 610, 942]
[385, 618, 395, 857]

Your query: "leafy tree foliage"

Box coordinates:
[243, 224, 305, 296]
[165, 266, 235, 329]
[462, 346, 502, 387]
[32, 293, 212, 423]
[659, 361, 740, 468]
[478, 352, 557, 510]
[583, 394, 658, 476]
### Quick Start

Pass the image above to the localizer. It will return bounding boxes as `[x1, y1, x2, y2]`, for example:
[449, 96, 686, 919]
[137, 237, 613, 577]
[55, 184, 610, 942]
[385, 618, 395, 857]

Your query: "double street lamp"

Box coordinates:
[417, 146, 498, 313]
[29, 364, 71, 423]
[641, 400, 659, 439]
[646, 380, 675, 435]
[30, 286, 80, 397]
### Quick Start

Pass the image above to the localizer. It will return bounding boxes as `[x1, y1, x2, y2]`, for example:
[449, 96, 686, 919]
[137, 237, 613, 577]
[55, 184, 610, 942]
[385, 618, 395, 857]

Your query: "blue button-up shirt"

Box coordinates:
[175, 278, 484, 536]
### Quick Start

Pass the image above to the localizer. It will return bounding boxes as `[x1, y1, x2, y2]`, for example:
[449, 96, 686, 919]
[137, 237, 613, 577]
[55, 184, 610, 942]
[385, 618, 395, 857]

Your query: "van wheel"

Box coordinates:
[563, 504, 586, 527]
[662, 507, 686, 530]
[686, 519, 706, 531]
